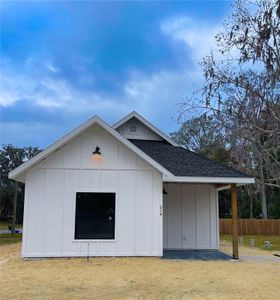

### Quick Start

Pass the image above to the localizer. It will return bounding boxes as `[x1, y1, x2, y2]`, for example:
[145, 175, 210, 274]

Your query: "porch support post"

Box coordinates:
[231, 183, 239, 259]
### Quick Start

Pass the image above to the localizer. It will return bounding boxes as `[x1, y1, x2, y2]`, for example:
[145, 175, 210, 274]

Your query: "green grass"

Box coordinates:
[0, 222, 23, 230]
[0, 233, 22, 245]
[220, 234, 280, 251]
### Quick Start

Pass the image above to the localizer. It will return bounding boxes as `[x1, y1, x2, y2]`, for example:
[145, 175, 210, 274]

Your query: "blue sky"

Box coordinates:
[0, 0, 232, 148]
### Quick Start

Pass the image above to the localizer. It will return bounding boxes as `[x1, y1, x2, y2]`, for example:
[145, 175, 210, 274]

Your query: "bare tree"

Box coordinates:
[180, 0, 280, 218]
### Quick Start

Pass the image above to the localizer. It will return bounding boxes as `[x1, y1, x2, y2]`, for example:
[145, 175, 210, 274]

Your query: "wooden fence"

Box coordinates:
[219, 219, 280, 235]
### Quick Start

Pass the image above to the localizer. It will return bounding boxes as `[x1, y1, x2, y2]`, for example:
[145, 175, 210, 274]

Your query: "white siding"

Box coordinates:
[166, 184, 182, 249]
[23, 125, 163, 257]
[135, 170, 153, 255]
[44, 169, 63, 254]
[163, 183, 219, 250]
[116, 117, 163, 141]
[24, 168, 45, 255]
[163, 193, 168, 249]
[182, 184, 196, 248]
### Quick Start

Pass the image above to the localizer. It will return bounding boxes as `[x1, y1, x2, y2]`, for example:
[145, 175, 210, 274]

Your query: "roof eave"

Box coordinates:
[163, 175, 255, 184]
[9, 115, 101, 181]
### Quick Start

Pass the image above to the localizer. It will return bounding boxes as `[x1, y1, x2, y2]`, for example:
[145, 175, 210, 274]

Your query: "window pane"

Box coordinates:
[75, 192, 115, 239]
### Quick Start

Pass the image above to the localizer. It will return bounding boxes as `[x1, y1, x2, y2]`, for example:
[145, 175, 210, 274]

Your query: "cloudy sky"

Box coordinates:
[0, 1, 232, 148]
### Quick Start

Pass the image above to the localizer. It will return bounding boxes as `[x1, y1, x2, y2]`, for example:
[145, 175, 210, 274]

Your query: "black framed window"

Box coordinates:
[75, 192, 115, 240]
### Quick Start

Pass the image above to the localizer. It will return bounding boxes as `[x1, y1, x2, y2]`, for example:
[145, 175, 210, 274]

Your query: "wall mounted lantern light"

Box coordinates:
[92, 146, 101, 158]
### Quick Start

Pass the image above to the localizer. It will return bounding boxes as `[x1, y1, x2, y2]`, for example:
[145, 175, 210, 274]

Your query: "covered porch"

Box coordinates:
[162, 178, 254, 260]
[128, 134, 254, 260]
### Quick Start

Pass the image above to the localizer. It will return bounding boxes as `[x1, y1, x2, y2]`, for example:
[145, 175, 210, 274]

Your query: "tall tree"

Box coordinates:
[171, 114, 230, 163]
[0, 145, 41, 227]
[181, 0, 280, 218]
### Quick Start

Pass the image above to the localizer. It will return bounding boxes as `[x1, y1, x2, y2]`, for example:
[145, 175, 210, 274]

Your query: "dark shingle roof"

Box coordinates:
[130, 139, 249, 178]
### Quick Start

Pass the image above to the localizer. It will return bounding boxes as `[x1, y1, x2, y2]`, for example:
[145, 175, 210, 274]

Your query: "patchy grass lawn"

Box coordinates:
[0, 222, 22, 230]
[221, 234, 280, 252]
[0, 243, 279, 300]
[0, 233, 22, 245]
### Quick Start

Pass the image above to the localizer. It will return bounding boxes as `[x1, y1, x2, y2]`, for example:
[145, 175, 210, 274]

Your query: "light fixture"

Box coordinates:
[92, 146, 101, 158]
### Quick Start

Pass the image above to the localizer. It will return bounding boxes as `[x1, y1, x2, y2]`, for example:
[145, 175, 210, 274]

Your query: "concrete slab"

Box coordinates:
[162, 250, 231, 260]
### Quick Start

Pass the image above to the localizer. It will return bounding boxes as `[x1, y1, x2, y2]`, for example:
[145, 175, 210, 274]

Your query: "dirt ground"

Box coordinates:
[220, 240, 280, 257]
[1, 242, 280, 300]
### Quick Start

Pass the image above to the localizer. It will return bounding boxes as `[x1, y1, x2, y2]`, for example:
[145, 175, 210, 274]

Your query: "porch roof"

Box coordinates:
[130, 139, 253, 181]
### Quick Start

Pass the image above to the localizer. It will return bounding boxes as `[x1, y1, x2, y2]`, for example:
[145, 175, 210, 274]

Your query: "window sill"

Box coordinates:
[72, 239, 116, 243]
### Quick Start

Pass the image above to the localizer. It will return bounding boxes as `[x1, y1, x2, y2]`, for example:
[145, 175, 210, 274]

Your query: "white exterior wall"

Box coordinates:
[163, 183, 219, 250]
[116, 117, 163, 141]
[22, 125, 163, 258]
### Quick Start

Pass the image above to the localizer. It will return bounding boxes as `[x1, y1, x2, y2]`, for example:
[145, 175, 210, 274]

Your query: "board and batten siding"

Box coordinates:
[116, 117, 163, 141]
[22, 125, 163, 258]
[163, 183, 219, 250]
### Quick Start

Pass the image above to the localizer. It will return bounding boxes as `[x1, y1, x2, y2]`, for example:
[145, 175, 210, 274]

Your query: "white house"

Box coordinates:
[9, 112, 254, 259]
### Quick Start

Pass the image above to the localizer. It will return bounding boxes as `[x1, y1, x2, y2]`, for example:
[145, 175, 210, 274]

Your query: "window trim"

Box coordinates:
[72, 189, 117, 243]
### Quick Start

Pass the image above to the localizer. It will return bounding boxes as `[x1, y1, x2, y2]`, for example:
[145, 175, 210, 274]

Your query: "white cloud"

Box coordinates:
[0, 65, 36, 106]
[160, 16, 221, 65]
[1, 14, 223, 146]
[123, 69, 203, 127]
[120, 15, 222, 126]
[45, 60, 60, 73]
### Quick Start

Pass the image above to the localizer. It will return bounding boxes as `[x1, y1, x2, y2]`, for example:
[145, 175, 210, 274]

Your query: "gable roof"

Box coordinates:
[9, 112, 254, 185]
[130, 140, 254, 184]
[9, 116, 173, 182]
[112, 111, 178, 146]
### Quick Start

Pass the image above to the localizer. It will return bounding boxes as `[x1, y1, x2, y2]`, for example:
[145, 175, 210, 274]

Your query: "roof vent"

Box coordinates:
[130, 126, 137, 133]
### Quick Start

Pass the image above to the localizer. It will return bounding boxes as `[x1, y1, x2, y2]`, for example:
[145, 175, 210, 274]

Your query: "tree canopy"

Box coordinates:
[0, 145, 41, 222]
[176, 0, 280, 219]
